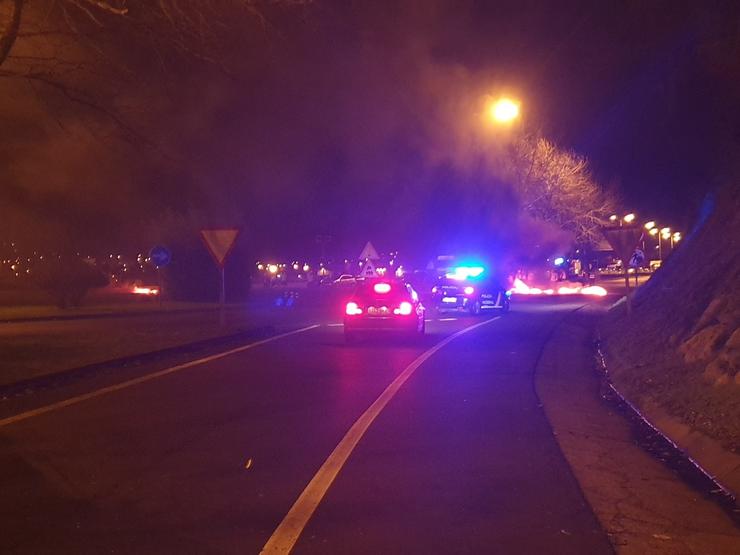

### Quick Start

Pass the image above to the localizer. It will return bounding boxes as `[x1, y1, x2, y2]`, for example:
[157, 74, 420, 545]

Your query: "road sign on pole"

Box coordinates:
[602, 226, 643, 314]
[200, 228, 239, 325]
[200, 229, 239, 267]
[360, 259, 378, 278]
[359, 241, 379, 261]
[149, 245, 171, 268]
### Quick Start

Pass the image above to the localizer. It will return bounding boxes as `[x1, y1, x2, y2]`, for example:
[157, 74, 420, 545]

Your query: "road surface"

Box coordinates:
[0, 299, 612, 553]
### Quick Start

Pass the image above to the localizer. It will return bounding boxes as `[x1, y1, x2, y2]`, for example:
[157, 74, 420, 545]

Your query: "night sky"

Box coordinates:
[1, 0, 738, 258]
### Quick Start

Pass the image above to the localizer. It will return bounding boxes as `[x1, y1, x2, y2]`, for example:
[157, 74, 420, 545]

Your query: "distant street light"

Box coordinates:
[623, 213, 636, 223]
[489, 98, 520, 124]
[609, 214, 618, 222]
[644, 221, 656, 230]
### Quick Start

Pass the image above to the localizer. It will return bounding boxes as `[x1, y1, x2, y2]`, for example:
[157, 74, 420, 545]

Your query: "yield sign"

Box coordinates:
[200, 228, 239, 267]
[359, 241, 379, 260]
[360, 259, 378, 278]
[602, 227, 642, 264]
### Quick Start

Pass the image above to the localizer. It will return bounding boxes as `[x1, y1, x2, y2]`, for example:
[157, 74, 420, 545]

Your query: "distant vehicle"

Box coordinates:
[131, 281, 160, 296]
[432, 274, 510, 315]
[343, 279, 425, 342]
[333, 274, 359, 286]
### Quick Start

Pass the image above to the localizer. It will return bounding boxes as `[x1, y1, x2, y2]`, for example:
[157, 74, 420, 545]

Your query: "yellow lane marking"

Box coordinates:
[0, 325, 320, 428]
[260, 317, 501, 554]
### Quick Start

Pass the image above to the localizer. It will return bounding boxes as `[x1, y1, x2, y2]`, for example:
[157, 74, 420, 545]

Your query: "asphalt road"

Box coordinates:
[0, 299, 613, 554]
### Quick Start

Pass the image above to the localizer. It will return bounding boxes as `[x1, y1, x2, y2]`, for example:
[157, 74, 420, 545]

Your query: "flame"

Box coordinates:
[509, 278, 607, 298]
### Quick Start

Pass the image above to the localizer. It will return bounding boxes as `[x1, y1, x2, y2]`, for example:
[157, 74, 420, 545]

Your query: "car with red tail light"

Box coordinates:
[343, 279, 425, 342]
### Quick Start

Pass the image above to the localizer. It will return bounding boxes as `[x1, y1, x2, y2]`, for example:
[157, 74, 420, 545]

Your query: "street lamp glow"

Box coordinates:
[649, 227, 659, 236]
[268, 264, 278, 274]
[673, 232, 682, 241]
[490, 98, 520, 123]
[609, 214, 618, 222]
[644, 221, 656, 230]
[623, 213, 636, 223]
[660, 227, 671, 234]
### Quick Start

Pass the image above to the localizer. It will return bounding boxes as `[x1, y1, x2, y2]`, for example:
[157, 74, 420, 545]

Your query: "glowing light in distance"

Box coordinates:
[644, 221, 656, 230]
[393, 301, 413, 315]
[293, 263, 299, 270]
[303, 264, 310, 272]
[345, 302, 362, 315]
[609, 214, 618, 222]
[660, 227, 671, 234]
[133, 286, 159, 295]
[490, 98, 520, 123]
[257, 263, 264, 270]
[268, 264, 278, 274]
[581, 285, 607, 297]
[463, 286, 474, 295]
[373, 283, 391, 294]
[673, 233, 681, 241]
[553, 257, 565, 266]
[649, 228, 659, 236]
[623, 213, 636, 223]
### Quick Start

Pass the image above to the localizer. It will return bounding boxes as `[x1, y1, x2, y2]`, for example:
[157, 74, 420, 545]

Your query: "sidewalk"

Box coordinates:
[535, 307, 740, 554]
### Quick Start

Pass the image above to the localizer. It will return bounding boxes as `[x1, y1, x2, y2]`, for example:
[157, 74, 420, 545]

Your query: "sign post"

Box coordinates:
[200, 228, 240, 325]
[602, 226, 643, 314]
[358, 241, 380, 262]
[149, 245, 172, 308]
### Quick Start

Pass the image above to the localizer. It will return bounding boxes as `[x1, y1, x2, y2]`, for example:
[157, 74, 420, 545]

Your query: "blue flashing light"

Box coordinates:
[445, 265, 486, 280]
[553, 257, 565, 267]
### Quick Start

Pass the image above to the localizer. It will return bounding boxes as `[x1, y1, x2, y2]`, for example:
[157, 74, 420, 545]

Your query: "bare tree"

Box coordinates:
[0, 0, 312, 139]
[508, 135, 616, 244]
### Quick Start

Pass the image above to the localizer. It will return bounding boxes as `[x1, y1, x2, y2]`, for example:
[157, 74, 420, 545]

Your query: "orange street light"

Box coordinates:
[489, 98, 520, 124]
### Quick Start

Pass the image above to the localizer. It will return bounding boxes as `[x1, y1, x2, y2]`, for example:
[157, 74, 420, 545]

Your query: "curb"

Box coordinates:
[0, 325, 276, 400]
[594, 336, 740, 523]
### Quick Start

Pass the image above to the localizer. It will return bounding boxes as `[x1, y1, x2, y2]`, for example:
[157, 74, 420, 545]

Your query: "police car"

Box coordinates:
[431, 266, 510, 315]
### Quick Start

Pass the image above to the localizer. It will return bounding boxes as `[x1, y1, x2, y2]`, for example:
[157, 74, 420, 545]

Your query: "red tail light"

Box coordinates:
[345, 301, 362, 315]
[393, 301, 413, 315]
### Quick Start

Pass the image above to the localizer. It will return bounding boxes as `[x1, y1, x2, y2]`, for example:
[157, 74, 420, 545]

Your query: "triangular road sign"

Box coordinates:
[360, 260, 378, 278]
[602, 227, 642, 263]
[200, 228, 239, 267]
[359, 241, 379, 260]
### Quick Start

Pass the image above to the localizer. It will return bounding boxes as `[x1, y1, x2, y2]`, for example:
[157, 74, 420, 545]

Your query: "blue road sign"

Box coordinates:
[149, 245, 172, 268]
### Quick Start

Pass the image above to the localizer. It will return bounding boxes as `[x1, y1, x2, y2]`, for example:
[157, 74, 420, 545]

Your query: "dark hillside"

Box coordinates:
[602, 183, 740, 450]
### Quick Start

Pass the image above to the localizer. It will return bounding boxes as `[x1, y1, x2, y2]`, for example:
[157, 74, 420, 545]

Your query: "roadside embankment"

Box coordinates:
[599, 184, 740, 491]
[536, 307, 740, 554]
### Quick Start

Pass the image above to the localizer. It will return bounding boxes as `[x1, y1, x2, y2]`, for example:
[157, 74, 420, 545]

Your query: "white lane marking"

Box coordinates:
[0, 325, 320, 428]
[438, 317, 458, 322]
[260, 316, 501, 554]
[326, 323, 343, 327]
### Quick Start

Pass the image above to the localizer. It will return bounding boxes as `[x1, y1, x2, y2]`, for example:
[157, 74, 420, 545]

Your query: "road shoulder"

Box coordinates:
[535, 308, 740, 554]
